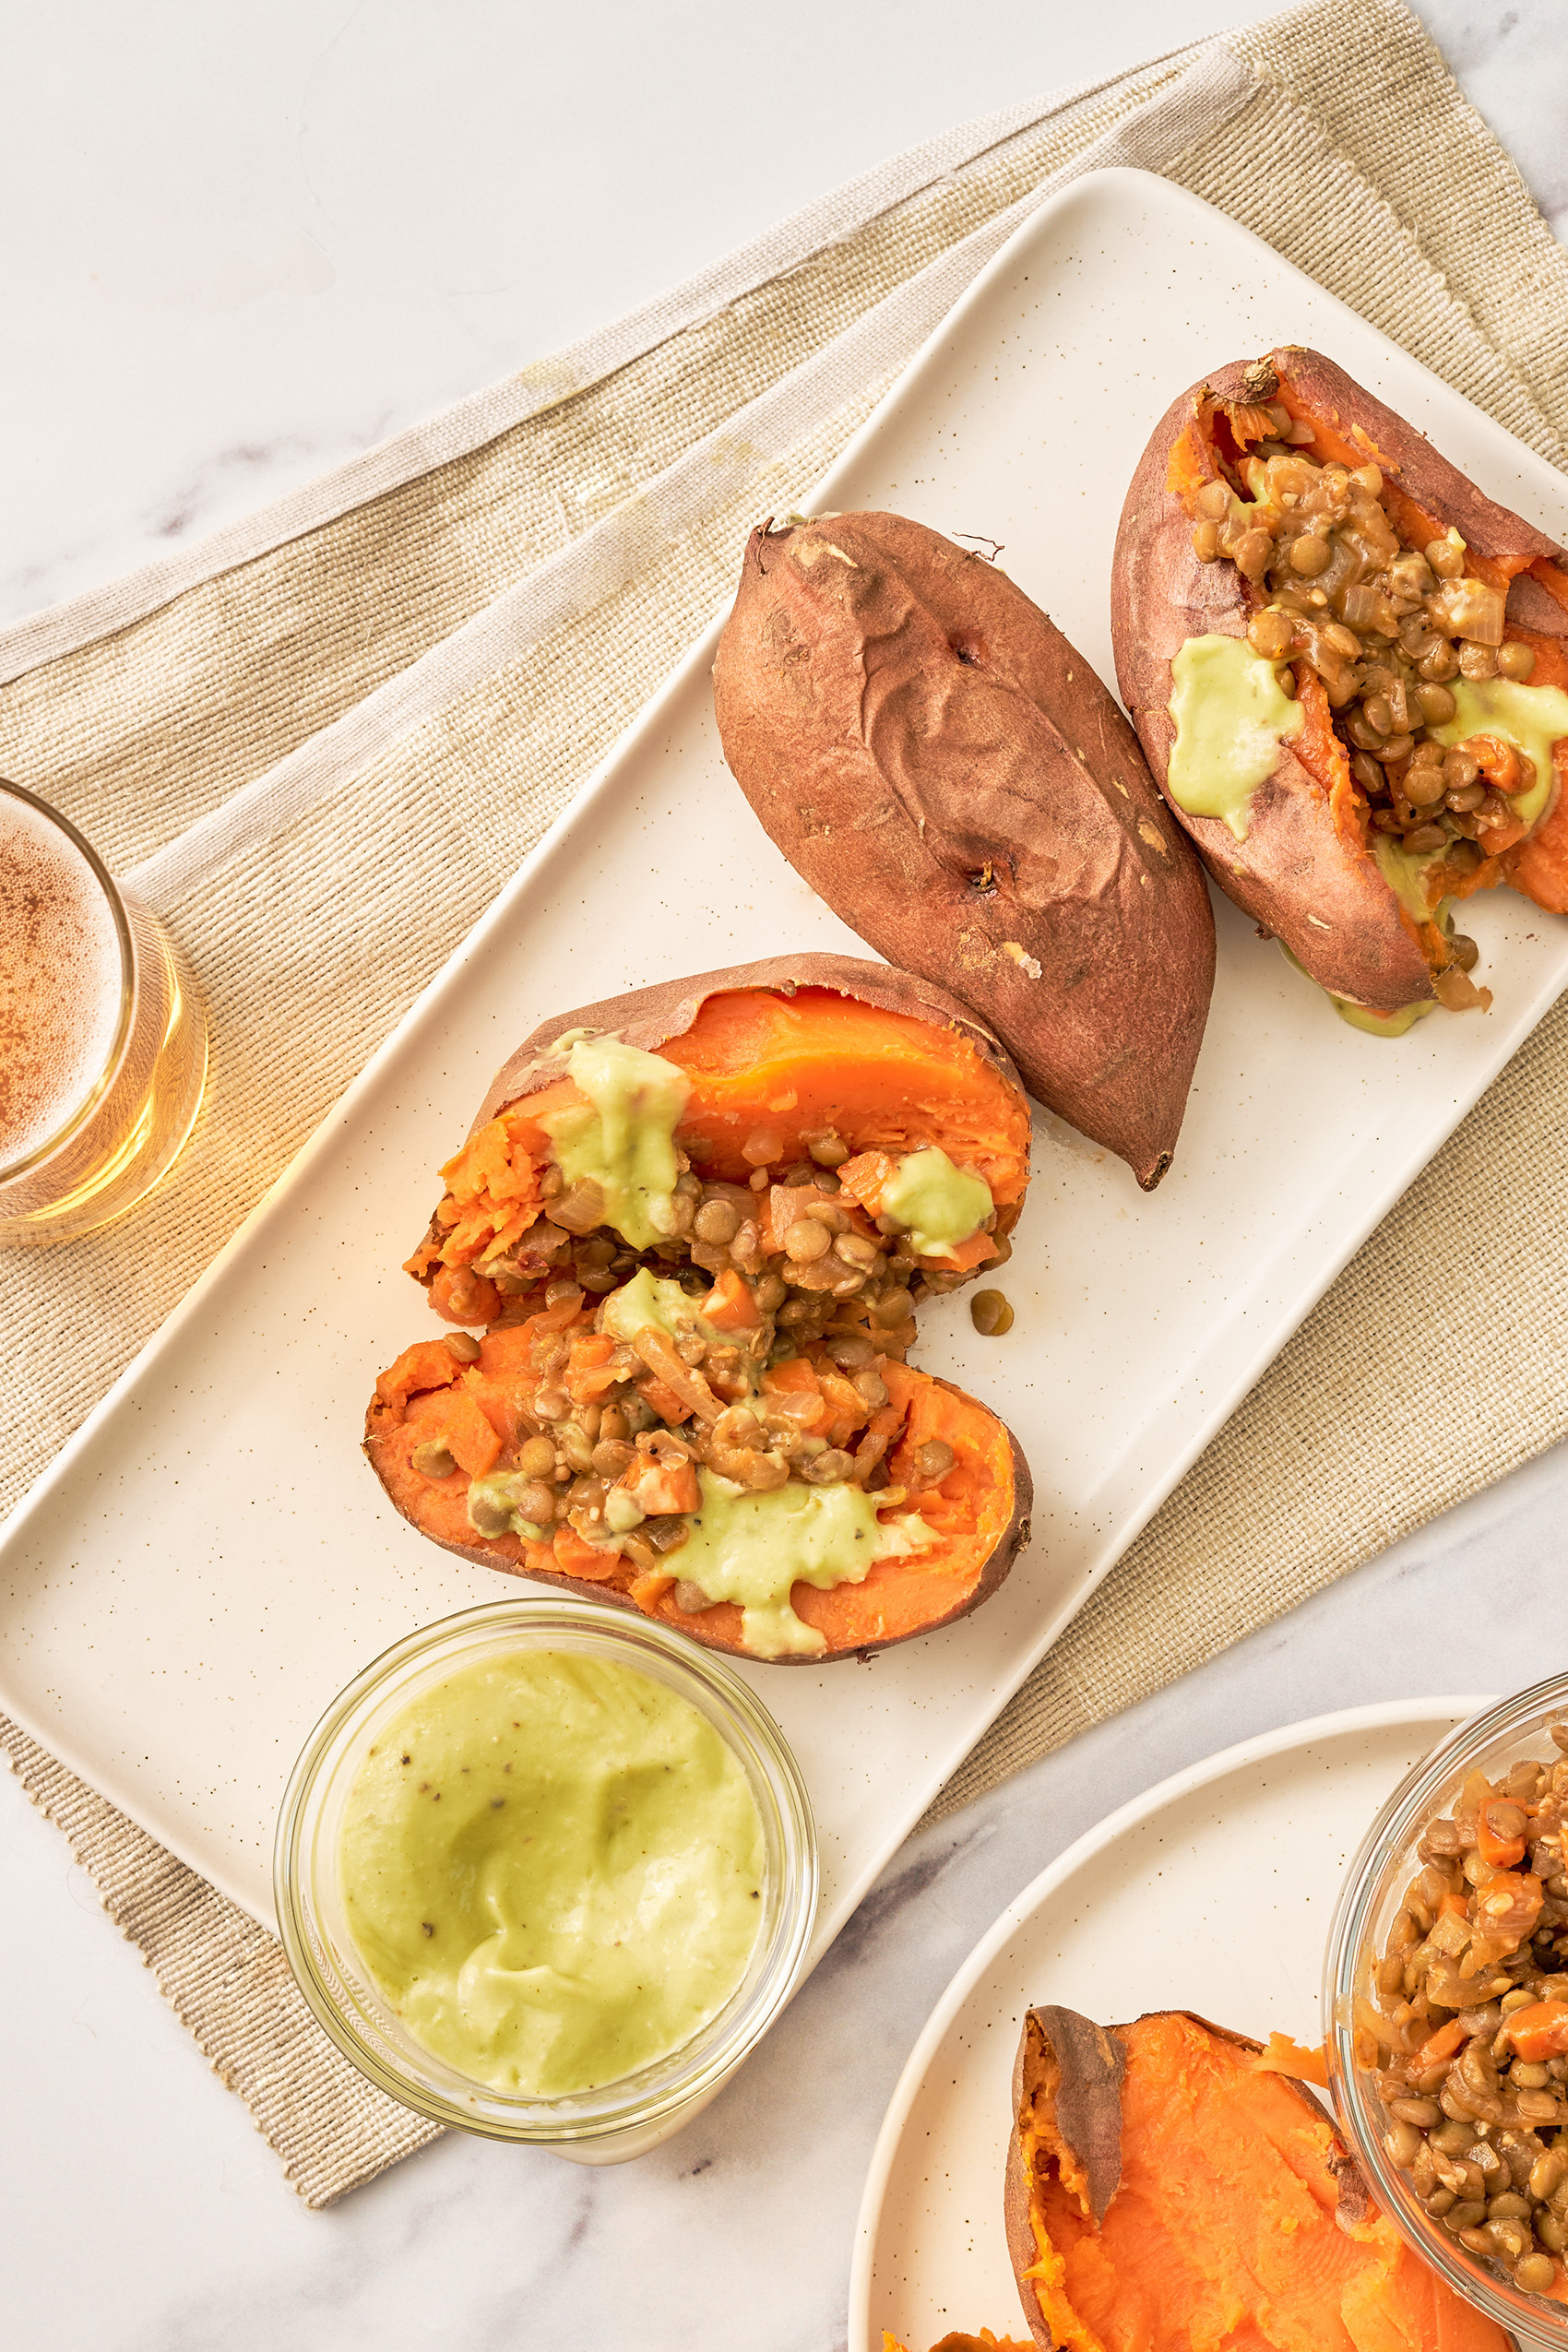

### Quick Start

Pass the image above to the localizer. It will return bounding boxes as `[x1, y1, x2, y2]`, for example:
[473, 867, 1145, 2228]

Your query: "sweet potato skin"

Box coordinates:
[364, 1375, 1032, 1666]
[1112, 347, 1568, 1012]
[713, 514, 1216, 1191]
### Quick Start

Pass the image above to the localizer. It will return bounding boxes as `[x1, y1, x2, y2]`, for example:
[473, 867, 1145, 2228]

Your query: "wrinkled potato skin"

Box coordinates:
[1004, 2004, 1356, 2349]
[713, 514, 1216, 1191]
[1112, 347, 1568, 1012]
[364, 1386, 1033, 1666]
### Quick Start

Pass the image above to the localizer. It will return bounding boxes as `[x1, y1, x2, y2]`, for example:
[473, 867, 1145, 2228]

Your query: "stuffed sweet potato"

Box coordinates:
[713, 512, 1216, 1189]
[1004, 2005, 1510, 2350]
[366, 954, 1033, 1664]
[1113, 346, 1568, 1026]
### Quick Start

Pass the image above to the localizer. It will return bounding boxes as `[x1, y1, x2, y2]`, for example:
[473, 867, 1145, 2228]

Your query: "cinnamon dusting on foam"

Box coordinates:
[0, 796, 124, 1165]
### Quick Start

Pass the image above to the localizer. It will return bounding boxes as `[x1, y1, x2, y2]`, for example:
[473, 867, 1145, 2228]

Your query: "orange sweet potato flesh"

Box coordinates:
[367, 955, 1034, 1665]
[1113, 346, 1568, 1013]
[1004, 2006, 1509, 2351]
[713, 513, 1216, 1191]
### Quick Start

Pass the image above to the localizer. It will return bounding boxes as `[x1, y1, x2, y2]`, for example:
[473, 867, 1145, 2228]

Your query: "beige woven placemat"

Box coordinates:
[2, 0, 1565, 2207]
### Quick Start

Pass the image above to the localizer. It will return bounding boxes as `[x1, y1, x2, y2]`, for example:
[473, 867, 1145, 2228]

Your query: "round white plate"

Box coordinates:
[848, 1695, 1491, 2352]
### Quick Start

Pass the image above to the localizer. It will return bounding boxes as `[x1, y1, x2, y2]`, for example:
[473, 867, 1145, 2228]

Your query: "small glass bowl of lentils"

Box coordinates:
[1327, 1680, 1568, 2345]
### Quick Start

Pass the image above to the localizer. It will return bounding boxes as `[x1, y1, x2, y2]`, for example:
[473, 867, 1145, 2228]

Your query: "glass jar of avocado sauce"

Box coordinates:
[275, 1598, 817, 2158]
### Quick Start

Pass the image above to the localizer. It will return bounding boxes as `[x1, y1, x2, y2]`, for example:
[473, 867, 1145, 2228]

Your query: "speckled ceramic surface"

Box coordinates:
[1, 171, 1564, 1942]
[849, 1696, 1488, 2352]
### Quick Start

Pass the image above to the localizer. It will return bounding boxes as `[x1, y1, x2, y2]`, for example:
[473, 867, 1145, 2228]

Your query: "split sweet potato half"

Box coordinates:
[1113, 345, 1568, 1024]
[1004, 2005, 1510, 2350]
[713, 512, 1216, 1189]
[366, 954, 1033, 1664]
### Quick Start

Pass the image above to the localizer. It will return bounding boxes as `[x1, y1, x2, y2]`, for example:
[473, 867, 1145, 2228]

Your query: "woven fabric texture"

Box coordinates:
[2, 0, 1564, 2204]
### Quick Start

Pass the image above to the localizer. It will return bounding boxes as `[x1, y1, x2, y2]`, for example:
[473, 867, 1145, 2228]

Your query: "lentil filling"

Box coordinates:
[369, 975, 1030, 1659]
[1174, 359, 1568, 1010]
[1359, 1722, 1568, 2300]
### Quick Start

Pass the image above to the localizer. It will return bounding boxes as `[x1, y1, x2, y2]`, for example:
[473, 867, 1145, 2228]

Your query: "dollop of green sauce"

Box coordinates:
[1429, 677, 1568, 831]
[1372, 832, 1450, 925]
[1167, 634, 1305, 840]
[538, 1037, 691, 1252]
[878, 1147, 992, 1258]
[339, 1650, 765, 2097]
[1277, 936, 1434, 1038]
[467, 1470, 551, 1542]
[1332, 995, 1435, 1038]
[675, 1470, 933, 1659]
[598, 1265, 716, 1351]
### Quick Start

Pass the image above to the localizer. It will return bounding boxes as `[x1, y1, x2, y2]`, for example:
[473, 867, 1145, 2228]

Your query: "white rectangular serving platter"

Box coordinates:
[3, 168, 1566, 1954]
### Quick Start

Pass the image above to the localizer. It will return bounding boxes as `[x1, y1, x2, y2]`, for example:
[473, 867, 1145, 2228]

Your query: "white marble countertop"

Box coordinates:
[4, 3, 1566, 2346]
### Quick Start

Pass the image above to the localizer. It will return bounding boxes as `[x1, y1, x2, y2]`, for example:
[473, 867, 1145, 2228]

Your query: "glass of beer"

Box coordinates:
[0, 776, 208, 1246]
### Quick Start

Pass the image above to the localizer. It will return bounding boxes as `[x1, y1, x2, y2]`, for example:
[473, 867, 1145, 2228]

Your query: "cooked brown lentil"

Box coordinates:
[969, 1289, 1014, 1336]
[1359, 1727, 1568, 2299]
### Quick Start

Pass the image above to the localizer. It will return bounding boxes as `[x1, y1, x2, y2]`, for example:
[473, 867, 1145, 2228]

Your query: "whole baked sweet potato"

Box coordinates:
[1113, 346, 1568, 1024]
[712, 513, 1216, 1190]
[1004, 2005, 1509, 2350]
[367, 954, 1033, 1665]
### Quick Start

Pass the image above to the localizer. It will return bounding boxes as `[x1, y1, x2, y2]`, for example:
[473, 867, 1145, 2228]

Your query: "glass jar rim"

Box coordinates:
[274, 1596, 819, 2144]
[0, 774, 136, 1185]
[1324, 1674, 1568, 2349]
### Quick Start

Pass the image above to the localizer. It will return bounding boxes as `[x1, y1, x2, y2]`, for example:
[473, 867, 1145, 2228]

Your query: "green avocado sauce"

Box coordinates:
[675, 1470, 934, 1660]
[339, 1649, 765, 2097]
[1429, 677, 1568, 831]
[598, 1265, 719, 1352]
[1167, 634, 1305, 840]
[1333, 996, 1436, 1038]
[1277, 936, 1436, 1039]
[878, 1147, 992, 1258]
[538, 1037, 691, 1252]
[1372, 833, 1450, 925]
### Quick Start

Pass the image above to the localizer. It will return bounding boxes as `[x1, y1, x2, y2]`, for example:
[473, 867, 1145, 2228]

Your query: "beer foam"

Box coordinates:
[0, 793, 126, 1168]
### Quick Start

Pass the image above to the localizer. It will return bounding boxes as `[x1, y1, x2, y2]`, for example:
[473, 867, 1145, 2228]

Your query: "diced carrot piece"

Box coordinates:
[835, 1150, 897, 1218]
[376, 1340, 460, 1409]
[621, 1453, 700, 1515]
[1505, 2000, 1568, 2063]
[703, 1267, 760, 1332]
[1477, 1805, 1527, 1870]
[922, 1229, 997, 1274]
[761, 1357, 829, 1434]
[1439, 1890, 1469, 1919]
[1412, 2018, 1466, 2071]
[565, 1333, 621, 1402]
